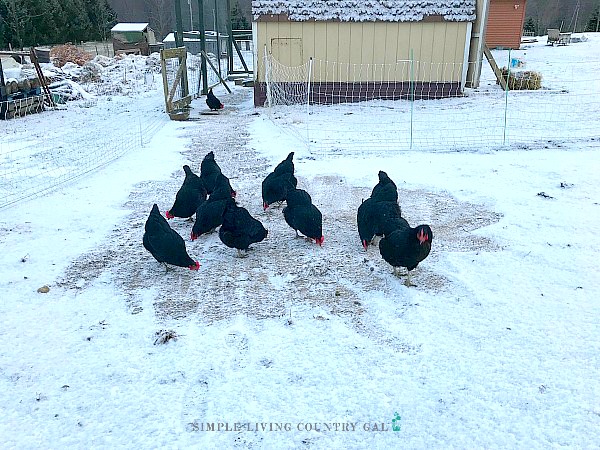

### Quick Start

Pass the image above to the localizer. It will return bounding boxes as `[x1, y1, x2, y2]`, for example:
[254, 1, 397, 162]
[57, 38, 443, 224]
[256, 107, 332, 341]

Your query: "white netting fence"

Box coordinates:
[0, 95, 168, 210]
[0, 53, 171, 210]
[262, 51, 600, 154]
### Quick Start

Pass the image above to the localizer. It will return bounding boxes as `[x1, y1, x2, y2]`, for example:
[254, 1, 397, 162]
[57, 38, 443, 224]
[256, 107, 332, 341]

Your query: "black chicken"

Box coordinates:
[262, 152, 296, 210]
[357, 198, 402, 250]
[379, 220, 433, 286]
[206, 88, 223, 111]
[283, 188, 324, 246]
[262, 172, 297, 210]
[273, 151, 295, 175]
[371, 170, 398, 203]
[219, 198, 268, 257]
[190, 185, 231, 240]
[214, 172, 236, 198]
[166, 165, 207, 219]
[200, 151, 236, 197]
[200, 151, 221, 193]
[143, 204, 200, 271]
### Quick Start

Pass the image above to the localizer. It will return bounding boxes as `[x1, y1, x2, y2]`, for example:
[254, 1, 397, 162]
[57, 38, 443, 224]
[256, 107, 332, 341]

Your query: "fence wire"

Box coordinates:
[263, 52, 600, 154]
[0, 93, 168, 210]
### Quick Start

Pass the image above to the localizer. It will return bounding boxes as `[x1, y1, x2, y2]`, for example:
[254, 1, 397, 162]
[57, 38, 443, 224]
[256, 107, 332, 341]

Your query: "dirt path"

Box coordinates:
[57, 88, 502, 350]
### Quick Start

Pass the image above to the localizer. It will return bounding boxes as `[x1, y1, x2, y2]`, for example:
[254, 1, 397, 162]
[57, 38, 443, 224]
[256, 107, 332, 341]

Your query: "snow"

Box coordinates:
[1, 34, 600, 448]
[111, 23, 151, 33]
[252, 0, 476, 22]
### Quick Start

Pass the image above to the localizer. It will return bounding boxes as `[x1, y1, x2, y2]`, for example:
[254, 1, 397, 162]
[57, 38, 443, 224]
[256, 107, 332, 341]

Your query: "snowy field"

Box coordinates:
[1, 35, 599, 448]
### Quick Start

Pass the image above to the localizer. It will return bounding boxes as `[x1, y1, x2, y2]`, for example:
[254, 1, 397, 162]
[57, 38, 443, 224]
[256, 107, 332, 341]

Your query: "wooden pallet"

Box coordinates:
[1, 95, 45, 119]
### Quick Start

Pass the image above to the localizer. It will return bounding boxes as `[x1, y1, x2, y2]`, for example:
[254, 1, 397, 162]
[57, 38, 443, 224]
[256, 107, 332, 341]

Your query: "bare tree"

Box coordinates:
[147, 0, 174, 40]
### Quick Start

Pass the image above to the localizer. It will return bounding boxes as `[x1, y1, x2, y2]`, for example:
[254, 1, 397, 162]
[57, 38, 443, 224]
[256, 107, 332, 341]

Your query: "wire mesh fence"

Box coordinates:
[0, 92, 168, 210]
[262, 50, 600, 154]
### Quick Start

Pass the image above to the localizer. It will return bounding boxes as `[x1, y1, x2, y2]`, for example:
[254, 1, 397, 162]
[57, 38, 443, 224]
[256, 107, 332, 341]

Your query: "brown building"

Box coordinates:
[485, 0, 527, 49]
[111, 23, 158, 56]
[252, 0, 477, 106]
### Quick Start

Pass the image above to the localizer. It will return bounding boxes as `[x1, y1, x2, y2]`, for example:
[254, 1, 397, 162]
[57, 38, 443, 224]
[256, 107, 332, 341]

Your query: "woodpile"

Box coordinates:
[50, 44, 93, 68]
[3, 77, 42, 95]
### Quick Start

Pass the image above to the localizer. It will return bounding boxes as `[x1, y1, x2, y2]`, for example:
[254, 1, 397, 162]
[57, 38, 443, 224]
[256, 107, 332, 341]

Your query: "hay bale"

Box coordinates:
[500, 68, 543, 90]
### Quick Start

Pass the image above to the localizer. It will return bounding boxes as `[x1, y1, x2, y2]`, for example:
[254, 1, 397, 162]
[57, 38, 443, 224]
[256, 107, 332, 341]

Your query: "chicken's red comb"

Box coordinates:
[417, 229, 428, 244]
[316, 236, 324, 246]
[165, 211, 174, 219]
[189, 261, 200, 271]
[190, 231, 198, 241]
[263, 202, 269, 211]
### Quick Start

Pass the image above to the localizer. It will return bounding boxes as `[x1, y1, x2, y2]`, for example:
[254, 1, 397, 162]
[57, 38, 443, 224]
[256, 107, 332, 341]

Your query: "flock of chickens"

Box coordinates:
[143, 151, 433, 286]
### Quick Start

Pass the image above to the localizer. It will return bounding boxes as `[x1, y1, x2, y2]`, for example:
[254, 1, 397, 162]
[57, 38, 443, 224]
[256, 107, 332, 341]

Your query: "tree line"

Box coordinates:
[524, 6, 600, 35]
[0, 0, 117, 50]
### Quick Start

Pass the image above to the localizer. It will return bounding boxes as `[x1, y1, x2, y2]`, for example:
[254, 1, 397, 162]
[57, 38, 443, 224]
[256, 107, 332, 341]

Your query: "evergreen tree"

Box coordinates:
[61, 0, 93, 42]
[84, 0, 117, 41]
[230, 0, 249, 30]
[0, 0, 30, 49]
[523, 17, 537, 35]
[21, 0, 63, 46]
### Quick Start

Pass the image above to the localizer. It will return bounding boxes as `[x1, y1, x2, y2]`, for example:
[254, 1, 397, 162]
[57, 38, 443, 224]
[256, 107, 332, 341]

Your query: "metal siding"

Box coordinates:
[396, 23, 412, 62]
[301, 21, 315, 62]
[485, 0, 526, 49]
[383, 23, 397, 65]
[255, 21, 470, 83]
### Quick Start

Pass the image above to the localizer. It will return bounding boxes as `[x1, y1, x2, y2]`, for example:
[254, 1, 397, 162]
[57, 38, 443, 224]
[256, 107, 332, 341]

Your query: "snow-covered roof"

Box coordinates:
[111, 23, 150, 32]
[252, 0, 476, 22]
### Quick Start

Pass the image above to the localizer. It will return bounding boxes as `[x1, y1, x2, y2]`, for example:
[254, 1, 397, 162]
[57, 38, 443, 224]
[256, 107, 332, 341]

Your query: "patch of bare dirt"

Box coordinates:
[56, 88, 502, 349]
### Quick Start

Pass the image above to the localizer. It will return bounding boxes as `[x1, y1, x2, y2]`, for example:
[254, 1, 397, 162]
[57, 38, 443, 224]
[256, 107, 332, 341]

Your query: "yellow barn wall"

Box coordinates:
[256, 21, 468, 83]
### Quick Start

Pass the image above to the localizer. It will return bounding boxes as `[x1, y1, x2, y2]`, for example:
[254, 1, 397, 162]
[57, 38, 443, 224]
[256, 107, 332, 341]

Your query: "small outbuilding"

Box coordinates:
[252, 0, 477, 106]
[485, 0, 527, 49]
[111, 23, 158, 56]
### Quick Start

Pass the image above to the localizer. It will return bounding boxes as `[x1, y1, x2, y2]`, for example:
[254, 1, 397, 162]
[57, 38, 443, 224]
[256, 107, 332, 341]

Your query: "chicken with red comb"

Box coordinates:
[166, 165, 207, 220]
[379, 220, 432, 286]
[262, 152, 297, 210]
[206, 88, 224, 111]
[283, 188, 324, 246]
[357, 171, 401, 250]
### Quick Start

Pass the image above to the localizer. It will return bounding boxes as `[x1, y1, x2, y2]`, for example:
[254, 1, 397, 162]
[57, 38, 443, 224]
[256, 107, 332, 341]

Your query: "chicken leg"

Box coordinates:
[404, 271, 416, 287]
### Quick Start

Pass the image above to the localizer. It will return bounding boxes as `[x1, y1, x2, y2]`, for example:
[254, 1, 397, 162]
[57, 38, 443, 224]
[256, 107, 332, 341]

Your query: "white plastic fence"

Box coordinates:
[263, 51, 600, 154]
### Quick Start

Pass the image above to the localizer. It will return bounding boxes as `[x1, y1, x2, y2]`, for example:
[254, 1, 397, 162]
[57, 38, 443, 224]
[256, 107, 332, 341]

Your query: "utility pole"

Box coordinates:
[175, 0, 184, 47]
[226, 0, 234, 74]
[173, 0, 188, 97]
[198, 0, 208, 94]
[214, 0, 222, 78]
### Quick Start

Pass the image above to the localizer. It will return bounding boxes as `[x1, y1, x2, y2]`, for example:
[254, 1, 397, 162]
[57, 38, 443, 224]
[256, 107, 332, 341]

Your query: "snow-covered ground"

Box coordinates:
[1, 35, 599, 448]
